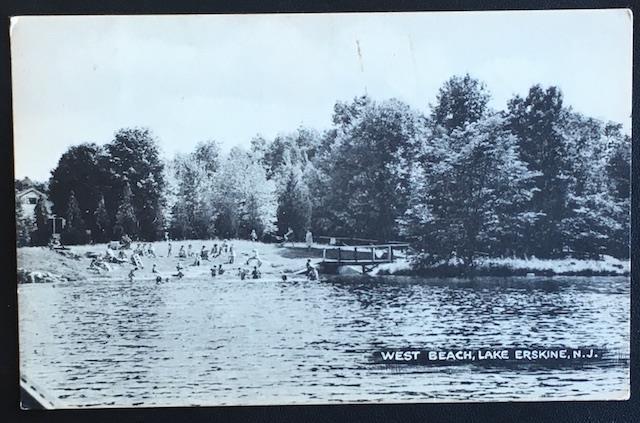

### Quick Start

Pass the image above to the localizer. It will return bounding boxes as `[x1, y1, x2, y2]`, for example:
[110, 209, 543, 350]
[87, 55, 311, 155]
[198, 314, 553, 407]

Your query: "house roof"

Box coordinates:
[17, 187, 47, 199]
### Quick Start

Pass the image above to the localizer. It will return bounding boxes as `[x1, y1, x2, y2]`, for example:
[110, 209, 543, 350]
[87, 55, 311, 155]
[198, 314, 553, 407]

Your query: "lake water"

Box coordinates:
[18, 275, 630, 407]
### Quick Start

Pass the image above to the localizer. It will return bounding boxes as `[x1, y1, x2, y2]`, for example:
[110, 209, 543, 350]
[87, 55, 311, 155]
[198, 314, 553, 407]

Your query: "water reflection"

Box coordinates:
[19, 275, 629, 407]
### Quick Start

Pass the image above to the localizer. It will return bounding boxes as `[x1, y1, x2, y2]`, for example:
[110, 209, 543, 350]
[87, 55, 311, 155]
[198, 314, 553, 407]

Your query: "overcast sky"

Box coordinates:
[11, 9, 632, 181]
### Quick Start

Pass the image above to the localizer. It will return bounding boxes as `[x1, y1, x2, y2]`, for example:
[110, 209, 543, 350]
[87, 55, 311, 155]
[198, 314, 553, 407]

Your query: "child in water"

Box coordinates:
[251, 266, 261, 279]
[217, 264, 225, 275]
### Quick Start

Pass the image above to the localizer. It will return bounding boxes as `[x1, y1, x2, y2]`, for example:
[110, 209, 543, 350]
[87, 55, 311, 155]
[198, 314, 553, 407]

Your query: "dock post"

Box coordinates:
[371, 247, 375, 262]
[354, 247, 358, 263]
[388, 245, 392, 262]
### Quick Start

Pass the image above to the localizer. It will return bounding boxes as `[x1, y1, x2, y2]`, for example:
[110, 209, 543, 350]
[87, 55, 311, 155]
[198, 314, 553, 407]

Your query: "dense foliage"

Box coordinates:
[48, 128, 166, 242]
[21, 75, 630, 267]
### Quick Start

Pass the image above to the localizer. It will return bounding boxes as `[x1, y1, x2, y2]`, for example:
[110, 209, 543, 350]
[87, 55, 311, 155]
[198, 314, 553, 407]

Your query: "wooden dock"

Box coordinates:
[320, 243, 410, 274]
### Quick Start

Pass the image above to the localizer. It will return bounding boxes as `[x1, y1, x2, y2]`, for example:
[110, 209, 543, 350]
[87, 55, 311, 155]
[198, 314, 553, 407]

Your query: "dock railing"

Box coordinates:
[321, 243, 411, 265]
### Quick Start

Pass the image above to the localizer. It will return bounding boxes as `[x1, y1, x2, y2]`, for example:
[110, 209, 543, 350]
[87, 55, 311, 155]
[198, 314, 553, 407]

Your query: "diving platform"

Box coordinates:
[320, 242, 410, 274]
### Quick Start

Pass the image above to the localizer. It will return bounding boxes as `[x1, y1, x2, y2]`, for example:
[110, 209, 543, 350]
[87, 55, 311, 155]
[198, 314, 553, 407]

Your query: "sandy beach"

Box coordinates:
[16, 239, 327, 283]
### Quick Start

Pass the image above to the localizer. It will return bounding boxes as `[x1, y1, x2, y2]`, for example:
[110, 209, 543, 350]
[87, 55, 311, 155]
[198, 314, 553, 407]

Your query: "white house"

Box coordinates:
[17, 187, 50, 216]
[16, 187, 65, 235]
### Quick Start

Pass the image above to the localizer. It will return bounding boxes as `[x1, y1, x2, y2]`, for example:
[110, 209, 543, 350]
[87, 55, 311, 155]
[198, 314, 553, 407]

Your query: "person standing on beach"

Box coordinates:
[305, 230, 313, 250]
[128, 268, 136, 282]
[250, 229, 258, 242]
[187, 244, 193, 257]
[228, 245, 236, 264]
[282, 227, 294, 246]
[178, 245, 186, 258]
[167, 242, 172, 257]
[201, 245, 209, 261]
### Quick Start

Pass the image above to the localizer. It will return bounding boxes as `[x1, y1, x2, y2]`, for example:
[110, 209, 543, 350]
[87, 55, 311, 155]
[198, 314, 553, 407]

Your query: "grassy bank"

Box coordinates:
[374, 255, 630, 277]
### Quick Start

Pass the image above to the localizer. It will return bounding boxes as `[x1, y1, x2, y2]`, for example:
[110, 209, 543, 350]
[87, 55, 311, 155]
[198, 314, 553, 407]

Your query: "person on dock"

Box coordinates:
[228, 245, 236, 264]
[251, 266, 261, 279]
[167, 242, 172, 257]
[178, 245, 186, 259]
[305, 230, 313, 250]
[250, 229, 258, 242]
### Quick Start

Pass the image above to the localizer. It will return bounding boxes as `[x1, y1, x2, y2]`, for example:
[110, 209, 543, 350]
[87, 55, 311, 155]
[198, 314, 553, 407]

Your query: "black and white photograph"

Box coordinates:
[12, 9, 631, 408]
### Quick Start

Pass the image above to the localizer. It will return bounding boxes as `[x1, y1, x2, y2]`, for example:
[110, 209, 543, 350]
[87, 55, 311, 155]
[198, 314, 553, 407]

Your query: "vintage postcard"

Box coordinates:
[12, 10, 631, 408]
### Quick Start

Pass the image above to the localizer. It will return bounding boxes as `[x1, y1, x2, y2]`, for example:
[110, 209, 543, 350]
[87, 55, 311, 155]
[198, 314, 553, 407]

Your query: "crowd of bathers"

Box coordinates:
[86, 235, 318, 283]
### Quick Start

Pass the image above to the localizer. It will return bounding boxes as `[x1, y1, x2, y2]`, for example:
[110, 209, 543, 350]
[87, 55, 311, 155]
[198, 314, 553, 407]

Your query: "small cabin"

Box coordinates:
[16, 187, 65, 234]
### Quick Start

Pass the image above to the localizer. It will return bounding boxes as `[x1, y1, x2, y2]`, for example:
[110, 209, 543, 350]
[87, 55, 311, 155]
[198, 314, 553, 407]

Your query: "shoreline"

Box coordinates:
[16, 239, 630, 283]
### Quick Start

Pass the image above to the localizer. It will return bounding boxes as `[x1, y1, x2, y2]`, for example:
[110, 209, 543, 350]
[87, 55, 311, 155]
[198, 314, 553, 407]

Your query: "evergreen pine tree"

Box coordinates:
[114, 182, 139, 239]
[61, 190, 89, 245]
[31, 197, 50, 246]
[276, 168, 312, 240]
[93, 193, 110, 243]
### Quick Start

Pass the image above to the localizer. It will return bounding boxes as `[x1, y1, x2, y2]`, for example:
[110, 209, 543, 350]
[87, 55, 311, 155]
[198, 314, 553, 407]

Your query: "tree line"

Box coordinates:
[16, 74, 630, 266]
